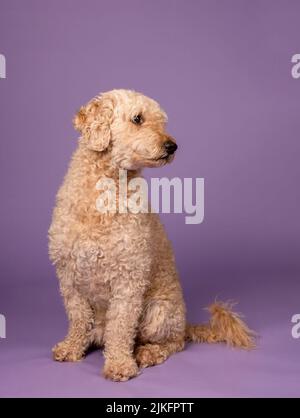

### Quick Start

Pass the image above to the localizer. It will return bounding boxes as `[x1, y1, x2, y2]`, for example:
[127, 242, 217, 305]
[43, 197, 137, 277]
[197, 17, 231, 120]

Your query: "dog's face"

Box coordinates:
[73, 89, 177, 170]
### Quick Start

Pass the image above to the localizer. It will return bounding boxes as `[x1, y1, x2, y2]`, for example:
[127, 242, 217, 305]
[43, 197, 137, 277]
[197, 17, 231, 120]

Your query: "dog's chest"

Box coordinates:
[73, 213, 160, 301]
[78, 275, 111, 307]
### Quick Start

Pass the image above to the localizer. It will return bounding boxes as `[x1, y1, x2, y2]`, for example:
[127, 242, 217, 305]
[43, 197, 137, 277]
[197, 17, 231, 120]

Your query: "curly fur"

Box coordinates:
[49, 89, 255, 382]
[186, 302, 256, 349]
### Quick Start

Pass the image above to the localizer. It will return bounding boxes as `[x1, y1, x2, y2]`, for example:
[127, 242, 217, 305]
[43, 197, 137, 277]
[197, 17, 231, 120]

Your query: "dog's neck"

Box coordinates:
[67, 143, 146, 221]
[76, 143, 142, 183]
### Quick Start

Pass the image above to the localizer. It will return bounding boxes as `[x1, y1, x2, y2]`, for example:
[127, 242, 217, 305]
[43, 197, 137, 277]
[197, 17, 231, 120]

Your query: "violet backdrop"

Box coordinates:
[0, 0, 300, 397]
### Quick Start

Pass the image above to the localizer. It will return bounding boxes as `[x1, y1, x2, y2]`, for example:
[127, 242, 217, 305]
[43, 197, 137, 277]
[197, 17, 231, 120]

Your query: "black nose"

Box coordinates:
[164, 140, 178, 155]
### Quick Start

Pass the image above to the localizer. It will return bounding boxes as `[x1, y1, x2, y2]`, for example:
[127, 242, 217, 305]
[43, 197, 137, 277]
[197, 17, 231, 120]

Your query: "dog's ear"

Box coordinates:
[73, 96, 114, 152]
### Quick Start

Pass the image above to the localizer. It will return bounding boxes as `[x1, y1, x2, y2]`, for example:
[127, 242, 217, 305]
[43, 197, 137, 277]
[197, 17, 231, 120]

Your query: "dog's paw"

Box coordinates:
[103, 358, 140, 382]
[135, 344, 168, 368]
[52, 341, 84, 362]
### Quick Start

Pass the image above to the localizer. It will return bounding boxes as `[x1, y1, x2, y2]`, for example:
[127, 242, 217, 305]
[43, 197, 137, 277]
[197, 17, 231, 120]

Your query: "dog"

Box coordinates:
[49, 89, 255, 381]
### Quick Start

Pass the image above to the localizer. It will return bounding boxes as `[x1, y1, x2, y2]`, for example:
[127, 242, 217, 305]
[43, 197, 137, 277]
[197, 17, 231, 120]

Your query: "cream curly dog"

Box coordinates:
[49, 89, 255, 381]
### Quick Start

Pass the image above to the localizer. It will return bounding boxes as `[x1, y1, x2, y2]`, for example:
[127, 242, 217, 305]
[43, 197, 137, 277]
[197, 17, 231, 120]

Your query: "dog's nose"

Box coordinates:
[164, 140, 178, 155]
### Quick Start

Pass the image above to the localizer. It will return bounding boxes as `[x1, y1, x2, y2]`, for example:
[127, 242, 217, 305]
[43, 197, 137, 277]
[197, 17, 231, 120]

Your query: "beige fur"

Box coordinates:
[49, 89, 255, 382]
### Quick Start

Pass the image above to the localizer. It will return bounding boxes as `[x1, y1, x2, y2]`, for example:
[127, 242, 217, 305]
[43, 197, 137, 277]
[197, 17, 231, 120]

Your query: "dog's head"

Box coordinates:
[73, 89, 177, 169]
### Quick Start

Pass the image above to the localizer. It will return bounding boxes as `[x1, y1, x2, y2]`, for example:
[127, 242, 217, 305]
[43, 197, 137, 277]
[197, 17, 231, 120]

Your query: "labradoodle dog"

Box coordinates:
[49, 89, 255, 382]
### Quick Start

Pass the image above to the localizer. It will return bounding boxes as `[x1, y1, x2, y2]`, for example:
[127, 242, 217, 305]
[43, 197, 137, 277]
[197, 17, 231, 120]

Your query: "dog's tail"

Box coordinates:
[185, 301, 256, 349]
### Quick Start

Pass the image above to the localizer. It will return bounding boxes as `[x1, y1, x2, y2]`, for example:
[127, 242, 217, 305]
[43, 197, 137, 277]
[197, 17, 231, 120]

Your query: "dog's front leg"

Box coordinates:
[52, 281, 94, 362]
[103, 278, 146, 382]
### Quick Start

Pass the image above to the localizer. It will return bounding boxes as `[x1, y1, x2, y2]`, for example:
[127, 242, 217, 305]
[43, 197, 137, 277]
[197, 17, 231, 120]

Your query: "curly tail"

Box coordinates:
[185, 301, 256, 350]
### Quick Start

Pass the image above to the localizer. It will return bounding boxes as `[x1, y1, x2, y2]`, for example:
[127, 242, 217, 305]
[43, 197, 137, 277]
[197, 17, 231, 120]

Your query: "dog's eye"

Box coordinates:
[131, 114, 143, 125]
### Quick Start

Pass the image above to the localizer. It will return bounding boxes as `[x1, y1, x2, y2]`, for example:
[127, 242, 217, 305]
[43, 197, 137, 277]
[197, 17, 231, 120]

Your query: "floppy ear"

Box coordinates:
[73, 96, 113, 152]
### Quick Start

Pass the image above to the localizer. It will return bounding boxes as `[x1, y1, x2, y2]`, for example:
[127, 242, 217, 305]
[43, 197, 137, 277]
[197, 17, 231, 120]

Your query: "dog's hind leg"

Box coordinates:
[136, 291, 186, 368]
[135, 339, 185, 368]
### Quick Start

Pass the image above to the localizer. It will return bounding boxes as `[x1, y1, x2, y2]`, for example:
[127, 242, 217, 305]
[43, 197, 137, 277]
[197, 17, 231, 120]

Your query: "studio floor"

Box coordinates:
[1, 274, 299, 398]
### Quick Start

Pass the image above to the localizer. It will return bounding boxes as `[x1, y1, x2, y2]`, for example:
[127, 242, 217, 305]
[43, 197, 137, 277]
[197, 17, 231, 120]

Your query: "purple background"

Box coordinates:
[0, 0, 300, 397]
